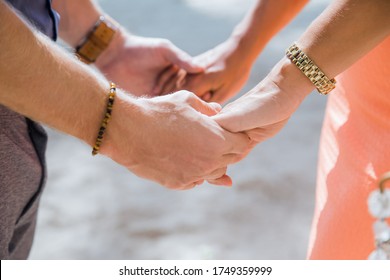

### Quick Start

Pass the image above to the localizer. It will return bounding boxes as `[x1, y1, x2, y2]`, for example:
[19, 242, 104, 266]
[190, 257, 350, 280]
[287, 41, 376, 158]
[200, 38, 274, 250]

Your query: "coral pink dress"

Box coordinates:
[307, 36, 390, 259]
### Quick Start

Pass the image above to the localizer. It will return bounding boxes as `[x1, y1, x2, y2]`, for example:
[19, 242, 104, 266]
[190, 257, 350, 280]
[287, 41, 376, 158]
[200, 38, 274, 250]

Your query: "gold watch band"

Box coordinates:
[286, 43, 336, 95]
[76, 16, 117, 64]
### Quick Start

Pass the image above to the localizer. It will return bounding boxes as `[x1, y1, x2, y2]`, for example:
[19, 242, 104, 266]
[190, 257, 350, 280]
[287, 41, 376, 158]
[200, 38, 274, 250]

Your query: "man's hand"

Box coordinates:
[95, 32, 204, 97]
[52, 1, 203, 97]
[101, 90, 251, 190]
[0, 2, 250, 191]
[167, 39, 253, 104]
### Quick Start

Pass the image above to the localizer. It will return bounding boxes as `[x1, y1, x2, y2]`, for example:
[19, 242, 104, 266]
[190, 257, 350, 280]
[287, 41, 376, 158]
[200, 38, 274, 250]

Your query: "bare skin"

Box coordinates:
[52, 0, 205, 97]
[162, 0, 309, 103]
[212, 0, 390, 145]
[0, 1, 251, 189]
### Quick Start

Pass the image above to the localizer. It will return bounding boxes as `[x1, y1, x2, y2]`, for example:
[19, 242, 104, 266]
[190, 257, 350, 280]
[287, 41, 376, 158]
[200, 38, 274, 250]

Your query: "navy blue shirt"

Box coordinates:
[5, 0, 59, 40]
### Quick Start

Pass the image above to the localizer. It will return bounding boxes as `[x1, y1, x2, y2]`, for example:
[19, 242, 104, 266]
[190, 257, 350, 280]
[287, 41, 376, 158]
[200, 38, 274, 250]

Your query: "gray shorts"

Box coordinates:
[0, 105, 47, 259]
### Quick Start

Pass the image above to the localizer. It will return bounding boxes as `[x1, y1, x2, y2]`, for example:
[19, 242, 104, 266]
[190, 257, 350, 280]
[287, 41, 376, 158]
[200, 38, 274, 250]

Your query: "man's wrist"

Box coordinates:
[94, 24, 126, 69]
[75, 16, 119, 64]
[97, 90, 140, 157]
[53, 0, 101, 47]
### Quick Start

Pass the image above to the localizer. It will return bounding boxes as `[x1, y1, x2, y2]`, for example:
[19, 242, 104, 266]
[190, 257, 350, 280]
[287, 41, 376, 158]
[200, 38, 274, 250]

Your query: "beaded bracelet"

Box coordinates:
[92, 82, 116, 156]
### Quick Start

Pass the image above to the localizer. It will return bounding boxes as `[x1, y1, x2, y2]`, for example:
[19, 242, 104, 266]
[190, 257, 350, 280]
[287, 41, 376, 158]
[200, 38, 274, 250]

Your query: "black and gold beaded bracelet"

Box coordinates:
[92, 82, 116, 156]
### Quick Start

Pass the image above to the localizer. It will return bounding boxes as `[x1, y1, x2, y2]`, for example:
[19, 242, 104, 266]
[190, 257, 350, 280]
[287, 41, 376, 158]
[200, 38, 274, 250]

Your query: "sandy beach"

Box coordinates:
[29, 0, 331, 259]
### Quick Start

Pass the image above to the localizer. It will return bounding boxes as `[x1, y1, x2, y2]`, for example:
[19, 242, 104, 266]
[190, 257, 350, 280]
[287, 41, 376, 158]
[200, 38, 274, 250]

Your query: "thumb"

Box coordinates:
[212, 103, 243, 133]
[165, 44, 205, 73]
[207, 175, 233, 187]
[183, 72, 212, 97]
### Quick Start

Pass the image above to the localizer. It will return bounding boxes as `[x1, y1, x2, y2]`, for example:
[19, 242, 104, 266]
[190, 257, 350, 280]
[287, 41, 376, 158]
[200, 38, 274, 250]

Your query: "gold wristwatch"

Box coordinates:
[76, 16, 117, 64]
[286, 43, 336, 95]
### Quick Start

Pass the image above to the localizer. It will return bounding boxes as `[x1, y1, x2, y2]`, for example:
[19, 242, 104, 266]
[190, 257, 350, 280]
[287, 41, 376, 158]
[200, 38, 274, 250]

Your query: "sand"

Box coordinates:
[29, 0, 330, 259]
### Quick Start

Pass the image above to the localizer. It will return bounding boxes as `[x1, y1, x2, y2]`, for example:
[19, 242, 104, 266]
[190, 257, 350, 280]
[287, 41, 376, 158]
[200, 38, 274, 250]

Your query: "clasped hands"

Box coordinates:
[96, 32, 304, 190]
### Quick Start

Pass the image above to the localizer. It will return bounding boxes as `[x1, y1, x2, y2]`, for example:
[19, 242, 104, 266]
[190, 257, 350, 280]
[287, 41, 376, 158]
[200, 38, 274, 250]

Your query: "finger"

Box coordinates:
[184, 74, 214, 98]
[246, 120, 288, 143]
[209, 89, 229, 104]
[187, 93, 222, 116]
[223, 131, 252, 154]
[159, 70, 188, 95]
[178, 182, 197, 191]
[202, 92, 212, 101]
[153, 65, 179, 95]
[221, 153, 247, 165]
[207, 174, 233, 187]
[164, 44, 204, 73]
[202, 167, 227, 180]
[175, 69, 187, 89]
[195, 179, 205, 186]
[160, 71, 183, 94]
[211, 99, 253, 133]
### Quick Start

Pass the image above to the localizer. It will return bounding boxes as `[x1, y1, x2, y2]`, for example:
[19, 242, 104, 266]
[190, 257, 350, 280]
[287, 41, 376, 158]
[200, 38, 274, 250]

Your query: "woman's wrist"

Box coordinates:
[229, 30, 264, 64]
[268, 56, 315, 100]
[220, 34, 257, 70]
[232, 57, 315, 130]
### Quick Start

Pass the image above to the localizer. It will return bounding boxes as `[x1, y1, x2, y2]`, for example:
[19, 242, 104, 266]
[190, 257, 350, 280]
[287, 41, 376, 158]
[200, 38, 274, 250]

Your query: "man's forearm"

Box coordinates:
[0, 1, 125, 146]
[0, 1, 251, 189]
[231, 0, 309, 62]
[52, 0, 101, 47]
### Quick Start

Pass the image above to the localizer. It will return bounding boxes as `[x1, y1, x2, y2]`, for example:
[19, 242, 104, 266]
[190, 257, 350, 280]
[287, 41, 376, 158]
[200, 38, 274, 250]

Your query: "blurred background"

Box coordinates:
[29, 0, 331, 259]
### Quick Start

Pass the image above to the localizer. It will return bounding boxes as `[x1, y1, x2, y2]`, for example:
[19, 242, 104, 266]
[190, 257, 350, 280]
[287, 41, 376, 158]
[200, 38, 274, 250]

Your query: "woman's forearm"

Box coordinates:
[231, 0, 309, 62]
[215, 0, 390, 138]
[274, 0, 390, 96]
[267, 0, 390, 108]
[296, 0, 390, 81]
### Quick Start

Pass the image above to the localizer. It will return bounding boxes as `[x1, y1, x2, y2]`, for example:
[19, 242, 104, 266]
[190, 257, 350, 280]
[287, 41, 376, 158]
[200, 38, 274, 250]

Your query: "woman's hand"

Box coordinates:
[213, 58, 314, 143]
[163, 38, 254, 104]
